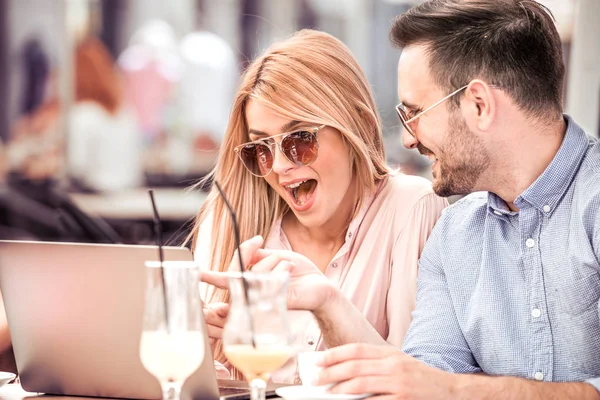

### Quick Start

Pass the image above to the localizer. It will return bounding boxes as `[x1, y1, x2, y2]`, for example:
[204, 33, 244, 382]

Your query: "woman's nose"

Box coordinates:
[270, 144, 295, 175]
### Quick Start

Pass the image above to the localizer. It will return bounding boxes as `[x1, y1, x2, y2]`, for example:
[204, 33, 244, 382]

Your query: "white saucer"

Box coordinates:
[275, 385, 370, 400]
[0, 372, 16, 387]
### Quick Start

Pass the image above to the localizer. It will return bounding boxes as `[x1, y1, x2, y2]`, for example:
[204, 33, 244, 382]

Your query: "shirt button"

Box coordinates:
[531, 308, 541, 318]
[307, 337, 315, 346]
[543, 205, 551, 213]
[534, 372, 544, 381]
[493, 210, 503, 216]
[526, 238, 535, 248]
[331, 262, 338, 268]
[347, 232, 352, 238]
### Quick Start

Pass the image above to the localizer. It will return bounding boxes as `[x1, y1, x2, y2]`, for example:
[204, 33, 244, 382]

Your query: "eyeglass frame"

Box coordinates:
[233, 124, 326, 177]
[396, 85, 468, 137]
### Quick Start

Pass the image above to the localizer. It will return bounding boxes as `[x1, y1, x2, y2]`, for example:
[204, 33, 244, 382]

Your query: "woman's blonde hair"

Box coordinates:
[189, 29, 389, 377]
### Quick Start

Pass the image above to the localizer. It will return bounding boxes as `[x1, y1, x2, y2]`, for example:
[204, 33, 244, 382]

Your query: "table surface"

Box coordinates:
[0, 383, 74, 400]
[0, 383, 286, 400]
[70, 188, 207, 221]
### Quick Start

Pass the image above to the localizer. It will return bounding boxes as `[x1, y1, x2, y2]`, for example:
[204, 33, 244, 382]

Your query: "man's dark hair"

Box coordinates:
[390, 0, 565, 118]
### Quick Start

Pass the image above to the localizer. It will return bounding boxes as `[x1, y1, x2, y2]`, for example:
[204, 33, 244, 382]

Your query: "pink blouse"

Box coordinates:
[195, 173, 448, 383]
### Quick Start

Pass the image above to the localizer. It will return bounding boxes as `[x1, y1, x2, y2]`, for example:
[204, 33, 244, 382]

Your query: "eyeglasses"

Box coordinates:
[234, 125, 325, 177]
[396, 85, 468, 137]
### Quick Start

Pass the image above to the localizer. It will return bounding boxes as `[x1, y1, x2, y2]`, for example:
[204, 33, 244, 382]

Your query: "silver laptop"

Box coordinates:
[0, 241, 273, 400]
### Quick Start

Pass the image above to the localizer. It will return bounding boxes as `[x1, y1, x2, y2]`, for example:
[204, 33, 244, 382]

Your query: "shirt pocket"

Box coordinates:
[558, 273, 600, 316]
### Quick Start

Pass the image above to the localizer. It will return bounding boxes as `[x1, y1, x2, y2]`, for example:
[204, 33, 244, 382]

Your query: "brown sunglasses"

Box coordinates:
[234, 125, 325, 177]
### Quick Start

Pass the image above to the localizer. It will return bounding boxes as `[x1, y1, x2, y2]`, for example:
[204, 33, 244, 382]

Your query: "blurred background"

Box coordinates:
[0, 0, 597, 246]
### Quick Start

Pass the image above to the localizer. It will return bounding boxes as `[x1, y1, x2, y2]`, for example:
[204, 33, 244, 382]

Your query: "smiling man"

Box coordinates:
[308, 0, 600, 398]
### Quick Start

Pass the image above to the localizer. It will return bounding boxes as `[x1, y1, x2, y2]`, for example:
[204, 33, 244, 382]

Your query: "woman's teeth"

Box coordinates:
[285, 180, 307, 190]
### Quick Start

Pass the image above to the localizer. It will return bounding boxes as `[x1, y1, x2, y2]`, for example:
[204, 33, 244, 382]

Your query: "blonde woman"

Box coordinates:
[192, 29, 447, 383]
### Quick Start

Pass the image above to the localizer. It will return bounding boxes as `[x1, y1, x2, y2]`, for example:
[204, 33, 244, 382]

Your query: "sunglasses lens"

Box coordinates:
[238, 143, 273, 176]
[281, 131, 319, 166]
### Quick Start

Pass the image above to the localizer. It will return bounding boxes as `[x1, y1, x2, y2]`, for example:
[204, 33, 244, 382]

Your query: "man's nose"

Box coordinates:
[401, 127, 419, 149]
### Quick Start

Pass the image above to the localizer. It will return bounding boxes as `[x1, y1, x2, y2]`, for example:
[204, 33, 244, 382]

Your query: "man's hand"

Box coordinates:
[317, 344, 600, 400]
[316, 343, 454, 399]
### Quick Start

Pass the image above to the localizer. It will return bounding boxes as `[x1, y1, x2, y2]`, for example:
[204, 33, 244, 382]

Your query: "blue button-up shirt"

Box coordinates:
[402, 116, 600, 391]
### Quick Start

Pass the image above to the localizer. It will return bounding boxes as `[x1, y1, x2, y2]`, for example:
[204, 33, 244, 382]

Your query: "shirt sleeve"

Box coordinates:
[386, 192, 448, 347]
[586, 377, 600, 393]
[591, 202, 600, 391]
[591, 284, 600, 392]
[594, 213, 600, 261]
[401, 216, 482, 374]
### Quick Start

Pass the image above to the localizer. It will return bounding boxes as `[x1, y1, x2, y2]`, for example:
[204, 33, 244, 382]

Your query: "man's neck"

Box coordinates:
[483, 116, 567, 211]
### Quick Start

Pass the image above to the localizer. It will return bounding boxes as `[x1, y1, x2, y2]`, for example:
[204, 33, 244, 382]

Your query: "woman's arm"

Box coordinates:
[201, 238, 388, 347]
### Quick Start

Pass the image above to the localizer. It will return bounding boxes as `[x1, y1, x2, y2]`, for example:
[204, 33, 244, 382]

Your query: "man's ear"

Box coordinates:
[463, 79, 496, 131]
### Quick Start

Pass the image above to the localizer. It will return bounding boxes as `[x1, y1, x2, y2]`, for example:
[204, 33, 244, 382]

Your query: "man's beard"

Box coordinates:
[431, 111, 490, 197]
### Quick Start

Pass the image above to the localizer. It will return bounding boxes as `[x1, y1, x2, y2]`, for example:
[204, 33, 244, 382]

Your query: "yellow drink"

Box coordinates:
[224, 344, 293, 381]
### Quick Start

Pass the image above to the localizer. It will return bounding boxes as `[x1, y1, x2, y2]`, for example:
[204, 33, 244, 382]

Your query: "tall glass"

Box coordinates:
[139, 261, 205, 400]
[223, 272, 293, 400]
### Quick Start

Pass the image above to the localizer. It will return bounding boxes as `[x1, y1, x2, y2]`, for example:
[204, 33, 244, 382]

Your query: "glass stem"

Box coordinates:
[162, 382, 182, 400]
[250, 378, 267, 400]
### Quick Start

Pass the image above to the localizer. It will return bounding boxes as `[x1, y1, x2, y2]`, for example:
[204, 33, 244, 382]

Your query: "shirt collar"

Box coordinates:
[488, 115, 589, 216]
[515, 115, 589, 214]
[487, 191, 515, 218]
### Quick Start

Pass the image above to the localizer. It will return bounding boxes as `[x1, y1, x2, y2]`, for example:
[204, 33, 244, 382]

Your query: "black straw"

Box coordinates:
[213, 181, 256, 348]
[148, 189, 170, 333]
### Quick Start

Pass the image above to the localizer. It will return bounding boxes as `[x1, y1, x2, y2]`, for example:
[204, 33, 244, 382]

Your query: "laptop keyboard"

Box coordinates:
[219, 387, 250, 396]
[218, 386, 278, 400]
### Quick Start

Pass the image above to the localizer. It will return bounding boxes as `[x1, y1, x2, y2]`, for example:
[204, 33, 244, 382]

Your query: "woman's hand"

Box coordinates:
[251, 248, 336, 313]
[203, 302, 229, 340]
[214, 360, 232, 380]
[200, 236, 337, 313]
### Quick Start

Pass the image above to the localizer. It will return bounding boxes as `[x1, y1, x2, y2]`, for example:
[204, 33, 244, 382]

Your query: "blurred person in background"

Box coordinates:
[2, 34, 125, 243]
[178, 31, 237, 176]
[118, 20, 182, 178]
[7, 35, 143, 193]
[7, 38, 62, 183]
[68, 35, 143, 193]
[194, 29, 447, 383]
[118, 21, 237, 180]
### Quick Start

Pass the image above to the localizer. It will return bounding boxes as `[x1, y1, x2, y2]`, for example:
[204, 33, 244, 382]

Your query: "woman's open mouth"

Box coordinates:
[283, 179, 318, 211]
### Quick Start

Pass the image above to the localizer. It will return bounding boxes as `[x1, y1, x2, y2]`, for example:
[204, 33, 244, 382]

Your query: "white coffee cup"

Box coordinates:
[297, 351, 333, 391]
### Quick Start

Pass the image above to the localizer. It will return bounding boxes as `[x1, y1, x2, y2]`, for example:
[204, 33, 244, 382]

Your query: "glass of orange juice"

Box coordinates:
[223, 271, 293, 400]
